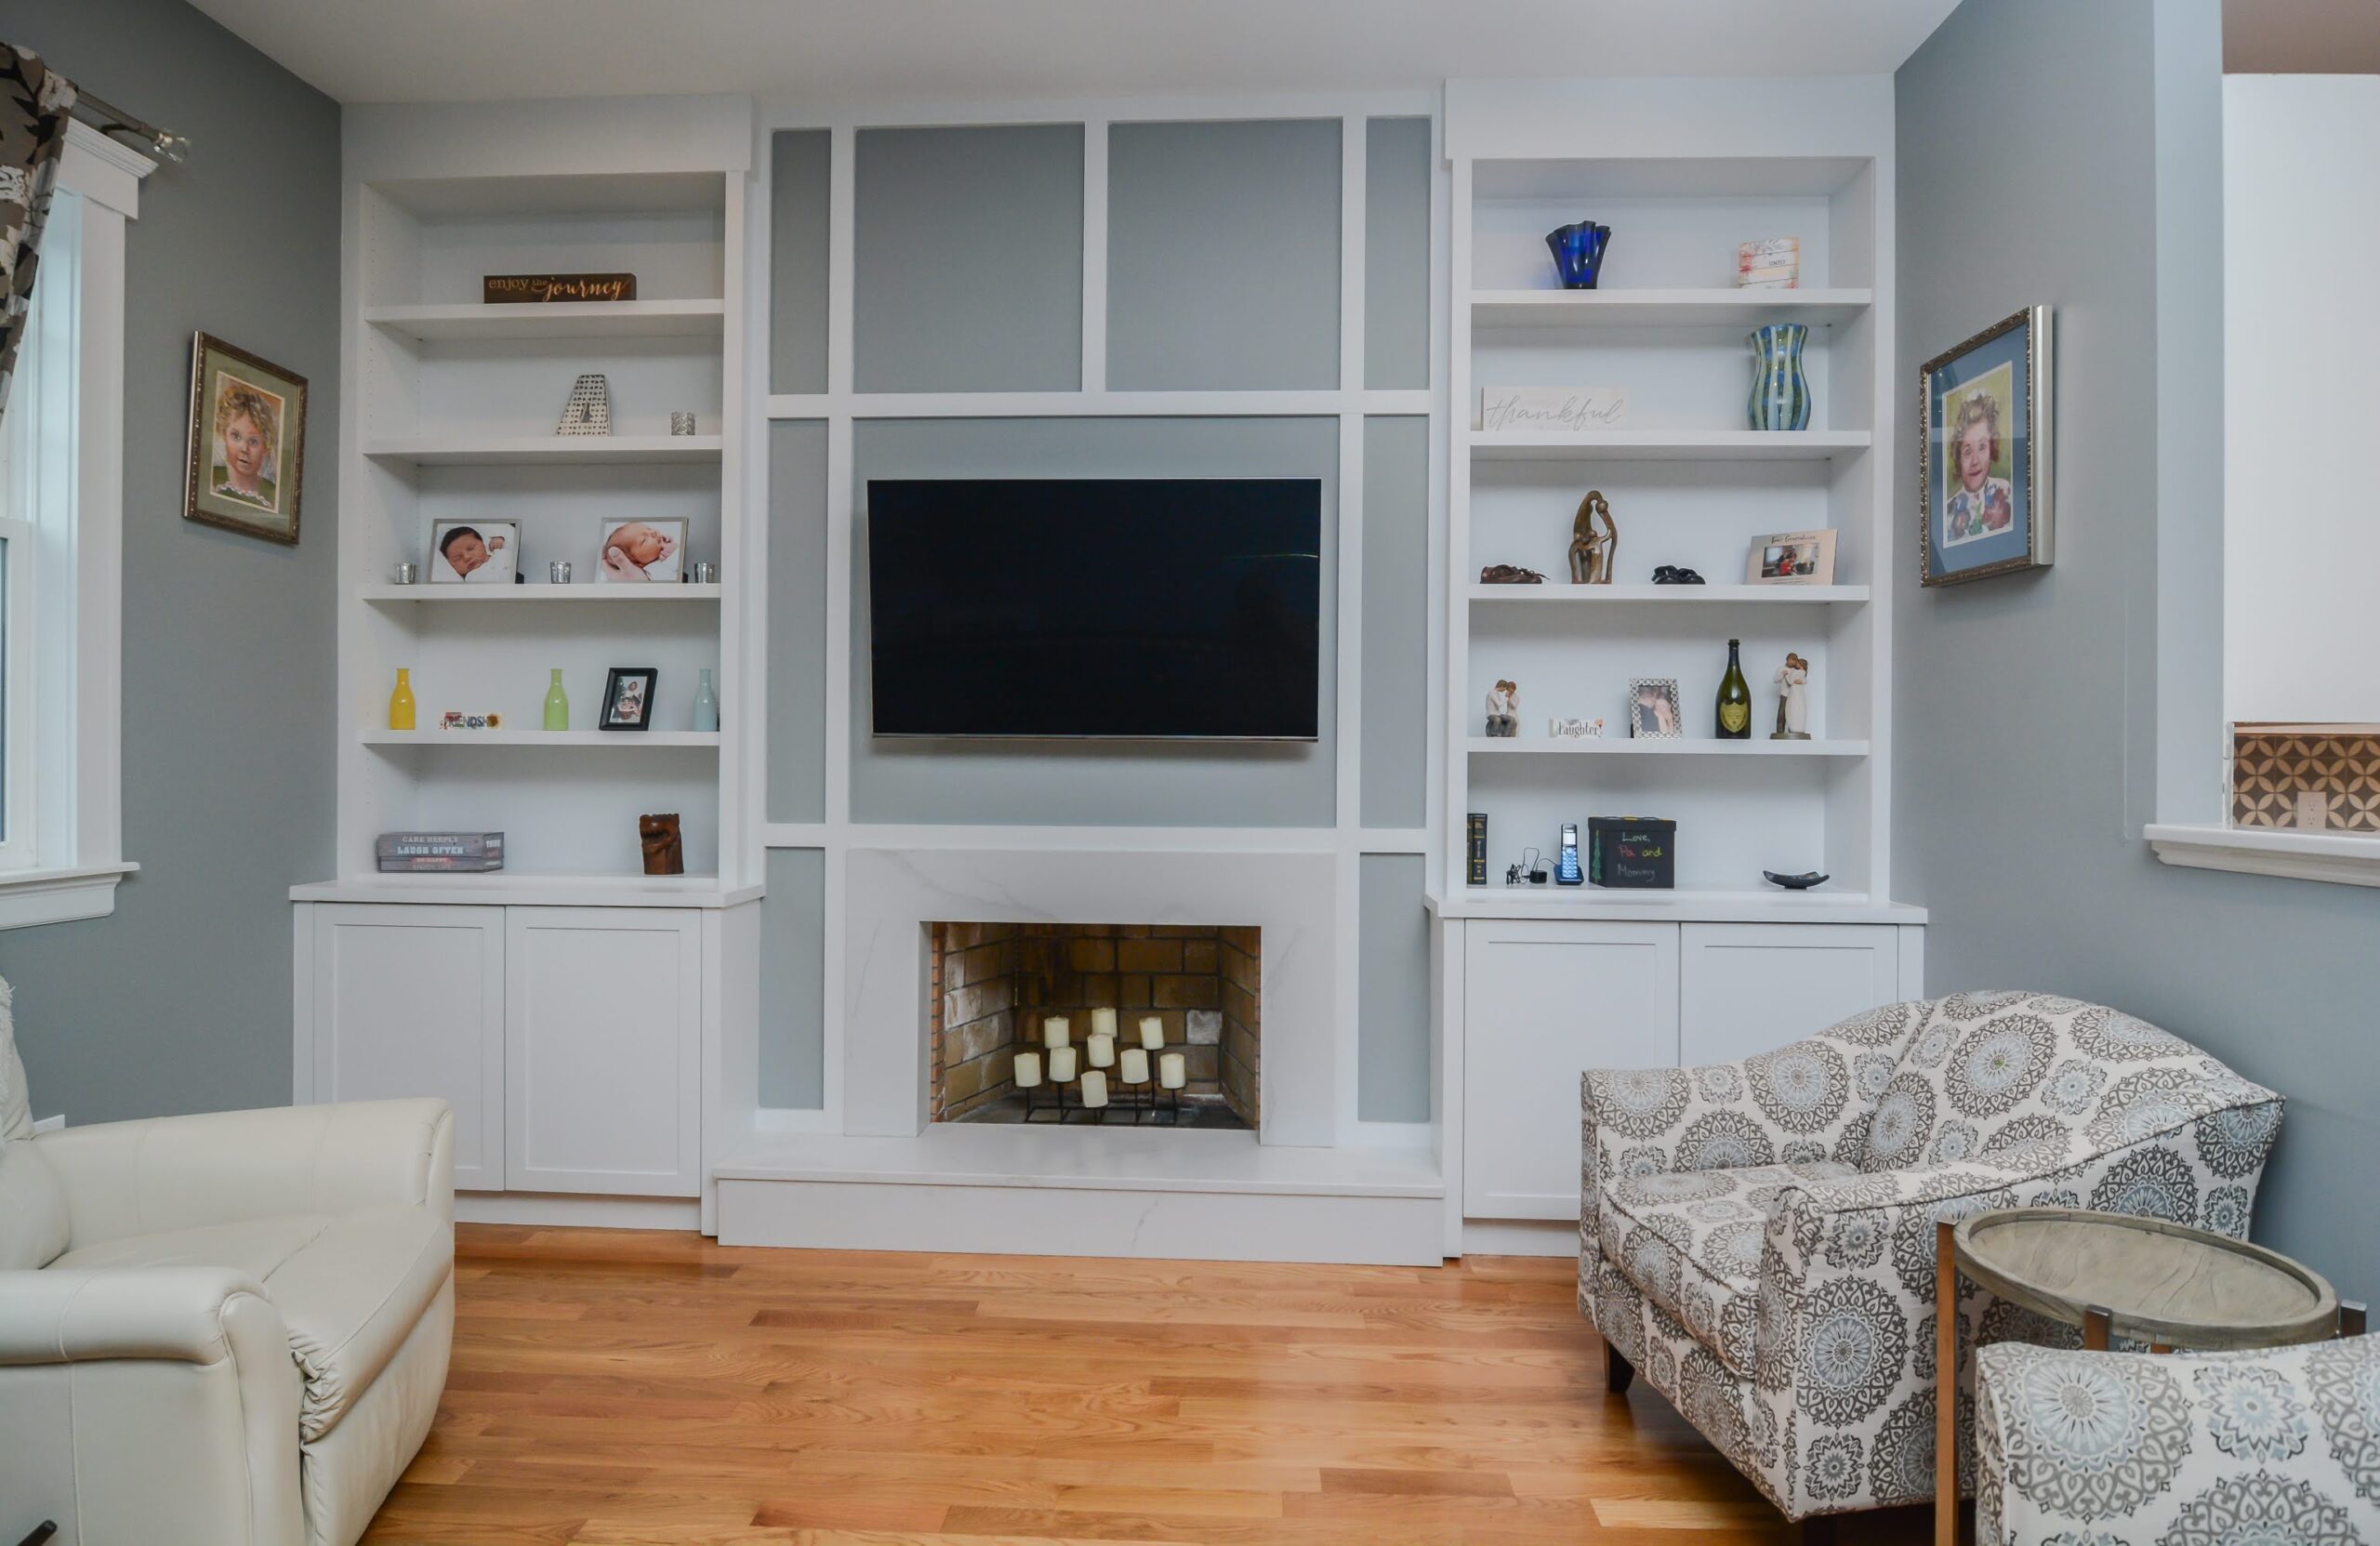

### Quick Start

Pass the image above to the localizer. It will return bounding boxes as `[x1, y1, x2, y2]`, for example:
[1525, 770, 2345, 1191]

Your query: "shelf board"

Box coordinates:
[1469, 429, 1870, 462]
[1466, 736, 1868, 758]
[358, 583, 723, 603]
[363, 435, 723, 467]
[1467, 583, 1868, 606]
[364, 299, 727, 343]
[1471, 288, 1872, 329]
[361, 729, 721, 748]
[1432, 887, 1926, 925]
[291, 873, 762, 908]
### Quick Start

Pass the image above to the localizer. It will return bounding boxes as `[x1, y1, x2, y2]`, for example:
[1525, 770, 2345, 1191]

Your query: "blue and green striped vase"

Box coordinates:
[1746, 322, 1811, 430]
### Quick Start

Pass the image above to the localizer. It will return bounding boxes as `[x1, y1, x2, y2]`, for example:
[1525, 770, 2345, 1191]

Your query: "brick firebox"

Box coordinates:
[927, 922, 1260, 1128]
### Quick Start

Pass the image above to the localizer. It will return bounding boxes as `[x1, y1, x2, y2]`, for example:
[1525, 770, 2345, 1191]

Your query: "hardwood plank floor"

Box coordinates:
[363, 1226, 1926, 1545]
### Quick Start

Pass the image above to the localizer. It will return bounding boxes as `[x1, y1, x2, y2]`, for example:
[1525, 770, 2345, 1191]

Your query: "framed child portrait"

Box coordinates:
[183, 333, 308, 545]
[1920, 304, 2054, 586]
[429, 519, 520, 584]
[600, 667, 659, 731]
[596, 516, 687, 584]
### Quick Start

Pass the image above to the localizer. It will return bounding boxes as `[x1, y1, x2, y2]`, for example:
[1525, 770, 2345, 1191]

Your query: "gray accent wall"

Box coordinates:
[1106, 120, 1342, 390]
[757, 848, 828, 1107]
[1897, 0, 2377, 1293]
[1357, 853, 1431, 1122]
[1363, 118, 1432, 391]
[848, 416, 1340, 827]
[853, 126, 1083, 392]
[766, 419, 828, 822]
[1360, 417, 1429, 828]
[0, 0, 340, 1123]
[768, 130, 830, 395]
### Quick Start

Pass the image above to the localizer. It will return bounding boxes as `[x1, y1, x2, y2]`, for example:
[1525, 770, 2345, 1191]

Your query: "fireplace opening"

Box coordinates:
[929, 923, 1259, 1130]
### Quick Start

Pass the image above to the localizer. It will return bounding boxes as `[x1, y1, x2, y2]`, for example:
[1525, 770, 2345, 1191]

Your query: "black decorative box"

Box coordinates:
[1587, 817, 1675, 889]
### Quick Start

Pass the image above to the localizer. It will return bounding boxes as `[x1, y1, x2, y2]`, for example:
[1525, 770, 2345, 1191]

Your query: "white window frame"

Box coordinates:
[0, 121, 151, 928]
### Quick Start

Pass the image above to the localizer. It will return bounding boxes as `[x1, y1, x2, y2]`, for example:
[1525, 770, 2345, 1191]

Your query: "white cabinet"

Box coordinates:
[505, 908, 702, 1196]
[304, 905, 506, 1190]
[1463, 920, 1680, 1220]
[1679, 923, 1913, 1065]
[296, 899, 734, 1203]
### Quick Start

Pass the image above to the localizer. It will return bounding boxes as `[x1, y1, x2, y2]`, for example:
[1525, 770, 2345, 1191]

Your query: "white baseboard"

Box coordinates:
[455, 1191, 703, 1230]
[1460, 1217, 1580, 1258]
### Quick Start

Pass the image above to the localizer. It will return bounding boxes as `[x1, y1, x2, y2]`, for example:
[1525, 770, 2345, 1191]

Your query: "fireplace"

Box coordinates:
[928, 922, 1260, 1129]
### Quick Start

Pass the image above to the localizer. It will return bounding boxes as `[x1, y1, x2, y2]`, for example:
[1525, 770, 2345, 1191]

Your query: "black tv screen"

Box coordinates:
[866, 478, 1322, 740]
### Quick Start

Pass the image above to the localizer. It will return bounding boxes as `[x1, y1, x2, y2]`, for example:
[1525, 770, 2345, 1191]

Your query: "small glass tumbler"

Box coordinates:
[393, 562, 419, 585]
[692, 561, 720, 585]
[549, 561, 573, 586]
[669, 411, 697, 436]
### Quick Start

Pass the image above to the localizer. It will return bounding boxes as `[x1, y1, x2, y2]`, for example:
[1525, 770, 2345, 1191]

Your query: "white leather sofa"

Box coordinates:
[0, 984, 455, 1546]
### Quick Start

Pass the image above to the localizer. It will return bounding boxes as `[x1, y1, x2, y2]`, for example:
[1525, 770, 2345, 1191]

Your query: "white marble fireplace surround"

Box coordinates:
[712, 846, 1447, 1264]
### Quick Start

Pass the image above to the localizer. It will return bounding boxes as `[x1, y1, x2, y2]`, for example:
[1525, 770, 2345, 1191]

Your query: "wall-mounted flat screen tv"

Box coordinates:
[866, 478, 1322, 740]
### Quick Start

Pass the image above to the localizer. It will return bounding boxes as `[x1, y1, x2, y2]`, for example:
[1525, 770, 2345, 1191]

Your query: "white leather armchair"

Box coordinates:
[0, 984, 454, 1546]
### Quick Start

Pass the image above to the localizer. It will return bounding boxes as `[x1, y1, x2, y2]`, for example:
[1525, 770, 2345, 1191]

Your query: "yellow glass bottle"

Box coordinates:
[389, 667, 416, 731]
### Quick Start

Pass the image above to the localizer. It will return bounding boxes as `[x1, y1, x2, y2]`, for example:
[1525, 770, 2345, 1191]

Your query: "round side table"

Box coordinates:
[1933, 1207, 2349, 1546]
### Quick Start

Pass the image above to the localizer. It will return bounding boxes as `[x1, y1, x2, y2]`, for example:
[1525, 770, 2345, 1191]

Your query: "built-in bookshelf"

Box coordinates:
[1446, 148, 1900, 914]
[333, 157, 747, 891]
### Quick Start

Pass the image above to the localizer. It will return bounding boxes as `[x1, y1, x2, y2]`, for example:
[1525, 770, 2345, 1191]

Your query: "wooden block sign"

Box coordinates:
[483, 272, 638, 304]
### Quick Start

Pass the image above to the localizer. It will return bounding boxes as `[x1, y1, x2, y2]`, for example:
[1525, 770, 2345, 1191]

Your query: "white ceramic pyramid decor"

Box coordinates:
[556, 373, 612, 436]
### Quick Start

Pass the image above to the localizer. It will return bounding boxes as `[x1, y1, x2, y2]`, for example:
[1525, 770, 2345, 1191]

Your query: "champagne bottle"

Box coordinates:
[1716, 639, 1752, 739]
[543, 668, 570, 732]
[388, 667, 416, 732]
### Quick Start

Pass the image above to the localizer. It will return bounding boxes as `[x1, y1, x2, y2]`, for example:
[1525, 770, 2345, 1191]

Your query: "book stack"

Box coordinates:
[377, 831, 506, 873]
[1736, 237, 1800, 290]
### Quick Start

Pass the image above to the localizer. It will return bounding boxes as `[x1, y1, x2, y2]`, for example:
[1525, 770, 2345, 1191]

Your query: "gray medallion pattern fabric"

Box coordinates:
[1975, 1338, 2380, 1544]
[0, 46, 75, 431]
[1580, 993, 2283, 1524]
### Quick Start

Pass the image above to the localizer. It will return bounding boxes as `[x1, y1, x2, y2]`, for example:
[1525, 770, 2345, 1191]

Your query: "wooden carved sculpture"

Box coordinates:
[640, 813, 685, 876]
[1568, 490, 1617, 584]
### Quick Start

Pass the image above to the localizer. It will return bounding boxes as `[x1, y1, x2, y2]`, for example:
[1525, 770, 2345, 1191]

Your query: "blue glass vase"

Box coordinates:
[1545, 221, 1612, 289]
[1746, 323, 1811, 430]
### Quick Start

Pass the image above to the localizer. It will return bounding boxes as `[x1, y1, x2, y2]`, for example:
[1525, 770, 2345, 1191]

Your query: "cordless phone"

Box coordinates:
[1556, 823, 1583, 885]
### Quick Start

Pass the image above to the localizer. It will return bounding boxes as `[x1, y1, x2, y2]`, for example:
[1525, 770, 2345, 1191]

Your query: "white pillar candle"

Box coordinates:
[1013, 1050, 1043, 1089]
[1086, 1032, 1116, 1069]
[1119, 1048, 1150, 1085]
[1047, 1045, 1078, 1083]
[1138, 1016, 1165, 1050]
[1041, 1015, 1070, 1049]
[1091, 1007, 1118, 1038]
[1079, 1069, 1109, 1108]
[1157, 1051, 1187, 1090]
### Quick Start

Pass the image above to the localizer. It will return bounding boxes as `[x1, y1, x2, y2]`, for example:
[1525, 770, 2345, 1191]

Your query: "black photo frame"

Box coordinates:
[599, 667, 659, 732]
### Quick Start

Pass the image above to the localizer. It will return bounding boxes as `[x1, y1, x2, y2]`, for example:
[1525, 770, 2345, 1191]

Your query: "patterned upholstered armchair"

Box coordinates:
[1579, 992, 2285, 1533]
[1974, 1336, 2380, 1543]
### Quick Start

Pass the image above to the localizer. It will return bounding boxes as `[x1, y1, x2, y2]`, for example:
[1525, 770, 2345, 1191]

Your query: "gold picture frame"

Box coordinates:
[1919, 304, 2052, 586]
[183, 331, 307, 545]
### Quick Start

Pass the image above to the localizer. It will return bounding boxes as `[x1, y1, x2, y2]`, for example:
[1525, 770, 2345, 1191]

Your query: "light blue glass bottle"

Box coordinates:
[692, 668, 720, 733]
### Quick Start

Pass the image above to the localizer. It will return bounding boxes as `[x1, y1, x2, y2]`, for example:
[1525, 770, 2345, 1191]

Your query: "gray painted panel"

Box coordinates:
[1106, 120, 1342, 390]
[0, 0, 341, 1122]
[768, 130, 831, 395]
[767, 420, 828, 823]
[758, 848, 827, 1108]
[1896, 0, 2379, 1295]
[1357, 853, 1431, 1123]
[853, 125, 1082, 393]
[1364, 118, 1432, 391]
[1360, 417, 1429, 829]
[850, 417, 1337, 827]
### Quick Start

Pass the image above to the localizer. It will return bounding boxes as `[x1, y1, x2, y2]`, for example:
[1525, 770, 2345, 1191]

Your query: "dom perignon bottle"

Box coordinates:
[1716, 639, 1752, 739]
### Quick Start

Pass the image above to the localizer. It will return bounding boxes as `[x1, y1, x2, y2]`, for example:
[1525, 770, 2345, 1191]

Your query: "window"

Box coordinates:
[0, 126, 148, 928]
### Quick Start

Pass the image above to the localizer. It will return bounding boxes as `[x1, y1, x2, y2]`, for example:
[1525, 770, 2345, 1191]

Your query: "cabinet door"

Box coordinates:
[505, 907, 702, 1196]
[1463, 920, 1679, 1220]
[308, 905, 505, 1191]
[1679, 924, 1903, 1066]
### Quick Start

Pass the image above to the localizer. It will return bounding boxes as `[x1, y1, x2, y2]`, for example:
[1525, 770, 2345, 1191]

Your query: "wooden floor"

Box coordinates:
[364, 1225, 1926, 1545]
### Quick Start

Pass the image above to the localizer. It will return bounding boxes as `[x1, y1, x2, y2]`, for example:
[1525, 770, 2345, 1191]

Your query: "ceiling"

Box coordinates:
[181, 0, 1964, 107]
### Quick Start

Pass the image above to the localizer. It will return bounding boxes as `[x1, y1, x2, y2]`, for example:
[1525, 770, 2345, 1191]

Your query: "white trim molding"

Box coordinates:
[2146, 823, 2380, 889]
[0, 863, 139, 930]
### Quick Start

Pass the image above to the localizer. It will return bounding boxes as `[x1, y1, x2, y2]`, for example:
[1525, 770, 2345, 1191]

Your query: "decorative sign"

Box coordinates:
[1477, 385, 1628, 433]
[1737, 237, 1801, 290]
[483, 272, 639, 304]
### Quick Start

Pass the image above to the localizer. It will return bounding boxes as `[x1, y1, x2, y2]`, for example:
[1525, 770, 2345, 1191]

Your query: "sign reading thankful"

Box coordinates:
[483, 272, 639, 304]
[1476, 385, 1629, 433]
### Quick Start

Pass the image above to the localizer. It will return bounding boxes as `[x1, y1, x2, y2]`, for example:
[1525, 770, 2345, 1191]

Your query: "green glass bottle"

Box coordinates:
[1716, 639, 1752, 739]
[542, 668, 570, 732]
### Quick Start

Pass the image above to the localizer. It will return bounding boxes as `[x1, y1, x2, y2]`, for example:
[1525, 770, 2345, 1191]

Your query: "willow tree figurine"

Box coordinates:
[1568, 490, 1617, 584]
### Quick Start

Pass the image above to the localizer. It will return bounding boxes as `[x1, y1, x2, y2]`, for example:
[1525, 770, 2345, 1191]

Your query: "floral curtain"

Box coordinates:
[0, 45, 75, 430]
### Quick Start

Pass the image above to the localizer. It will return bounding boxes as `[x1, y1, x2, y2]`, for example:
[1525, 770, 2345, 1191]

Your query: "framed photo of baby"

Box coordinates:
[183, 333, 308, 545]
[1920, 304, 2053, 586]
[596, 516, 687, 584]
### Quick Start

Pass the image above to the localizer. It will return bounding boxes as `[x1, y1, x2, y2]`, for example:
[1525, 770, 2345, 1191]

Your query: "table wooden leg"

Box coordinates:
[2083, 1305, 2112, 1351]
[1936, 1220, 1957, 1546]
[2342, 1302, 2367, 1339]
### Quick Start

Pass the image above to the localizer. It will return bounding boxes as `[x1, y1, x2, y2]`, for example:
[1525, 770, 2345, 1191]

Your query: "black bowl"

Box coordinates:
[1763, 870, 1831, 891]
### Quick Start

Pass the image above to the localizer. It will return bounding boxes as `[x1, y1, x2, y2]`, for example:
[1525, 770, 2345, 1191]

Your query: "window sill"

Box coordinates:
[2145, 825, 2380, 889]
[0, 863, 139, 930]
